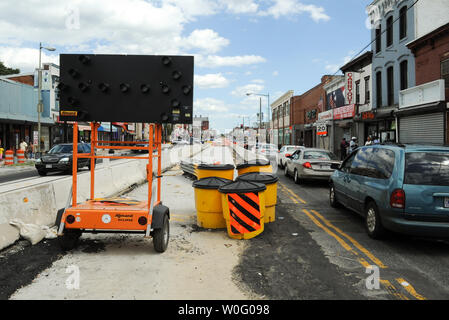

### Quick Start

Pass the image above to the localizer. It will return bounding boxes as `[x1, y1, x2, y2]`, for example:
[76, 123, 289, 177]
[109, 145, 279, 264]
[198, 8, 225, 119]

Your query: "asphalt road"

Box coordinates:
[240, 167, 449, 300]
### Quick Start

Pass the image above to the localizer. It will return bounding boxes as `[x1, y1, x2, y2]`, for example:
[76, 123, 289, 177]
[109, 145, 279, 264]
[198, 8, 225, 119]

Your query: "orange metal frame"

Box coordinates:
[60, 122, 163, 235]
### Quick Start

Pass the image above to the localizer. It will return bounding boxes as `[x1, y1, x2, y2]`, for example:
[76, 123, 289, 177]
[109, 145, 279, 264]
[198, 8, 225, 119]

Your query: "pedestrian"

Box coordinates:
[0, 145, 3, 161]
[26, 143, 33, 159]
[349, 137, 358, 153]
[373, 136, 380, 144]
[365, 136, 373, 146]
[340, 138, 349, 160]
[19, 139, 28, 152]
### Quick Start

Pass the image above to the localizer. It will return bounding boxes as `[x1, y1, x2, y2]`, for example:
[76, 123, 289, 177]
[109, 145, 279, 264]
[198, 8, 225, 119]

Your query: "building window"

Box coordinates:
[399, 6, 407, 40]
[355, 80, 360, 104]
[365, 77, 370, 104]
[386, 16, 393, 47]
[442, 58, 449, 89]
[400, 60, 408, 90]
[387, 66, 394, 106]
[376, 71, 382, 108]
[376, 27, 382, 53]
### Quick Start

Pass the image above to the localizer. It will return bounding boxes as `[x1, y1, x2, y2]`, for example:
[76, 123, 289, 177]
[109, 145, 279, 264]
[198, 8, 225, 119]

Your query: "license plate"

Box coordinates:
[320, 165, 330, 170]
[46, 164, 52, 169]
[445, 197, 449, 208]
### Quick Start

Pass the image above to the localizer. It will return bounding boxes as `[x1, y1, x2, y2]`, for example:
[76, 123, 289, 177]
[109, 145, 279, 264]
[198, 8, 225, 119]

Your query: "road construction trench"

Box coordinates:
[278, 182, 427, 300]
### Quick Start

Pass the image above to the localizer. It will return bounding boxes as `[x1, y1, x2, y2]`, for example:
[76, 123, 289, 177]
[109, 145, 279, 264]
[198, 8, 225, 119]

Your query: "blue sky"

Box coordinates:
[0, 0, 372, 133]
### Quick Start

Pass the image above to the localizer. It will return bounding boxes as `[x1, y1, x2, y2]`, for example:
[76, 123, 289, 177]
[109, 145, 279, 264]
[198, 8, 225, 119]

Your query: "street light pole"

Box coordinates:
[246, 92, 270, 143]
[37, 42, 55, 156]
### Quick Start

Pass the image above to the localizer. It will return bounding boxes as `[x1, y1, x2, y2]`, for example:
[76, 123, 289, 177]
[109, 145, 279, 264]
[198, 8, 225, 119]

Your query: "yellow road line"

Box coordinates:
[280, 183, 307, 204]
[302, 209, 356, 253]
[396, 278, 427, 300]
[380, 280, 410, 300]
[310, 209, 388, 269]
[278, 182, 428, 300]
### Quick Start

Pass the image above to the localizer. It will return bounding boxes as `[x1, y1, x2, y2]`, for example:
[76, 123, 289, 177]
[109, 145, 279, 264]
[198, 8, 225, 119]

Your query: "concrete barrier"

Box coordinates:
[0, 144, 202, 250]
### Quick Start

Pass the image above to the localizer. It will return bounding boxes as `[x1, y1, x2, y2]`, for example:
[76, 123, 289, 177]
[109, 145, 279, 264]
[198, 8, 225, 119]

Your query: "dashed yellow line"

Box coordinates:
[380, 279, 410, 300]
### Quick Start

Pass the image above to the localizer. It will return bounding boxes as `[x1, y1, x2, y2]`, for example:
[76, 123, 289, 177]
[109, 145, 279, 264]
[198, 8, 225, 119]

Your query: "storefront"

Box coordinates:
[396, 102, 446, 145]
[357, 107, 397, 144]
[333, 104, 356, 158]
[315, 109, 333, 151]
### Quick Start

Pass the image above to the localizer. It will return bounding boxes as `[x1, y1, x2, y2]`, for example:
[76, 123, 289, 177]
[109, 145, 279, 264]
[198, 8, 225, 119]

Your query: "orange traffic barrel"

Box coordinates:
[196, 163, 235, 180]
[236, 172, 279, 223]
[5, 150, 14, 165]
[17, 150, 25, 163]
[192, 177, 233, 229]
[236, 159, 272, 175]
[219, 180, 266, 240]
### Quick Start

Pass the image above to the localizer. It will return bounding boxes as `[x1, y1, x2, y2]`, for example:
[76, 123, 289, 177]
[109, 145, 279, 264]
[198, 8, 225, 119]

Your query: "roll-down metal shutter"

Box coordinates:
[399, 112, 444, 145]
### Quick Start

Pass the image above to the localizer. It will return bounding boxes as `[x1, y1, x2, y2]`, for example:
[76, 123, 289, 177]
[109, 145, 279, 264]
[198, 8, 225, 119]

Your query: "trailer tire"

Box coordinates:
[58, 229, 81, 251]
[153, 214, 169, 253]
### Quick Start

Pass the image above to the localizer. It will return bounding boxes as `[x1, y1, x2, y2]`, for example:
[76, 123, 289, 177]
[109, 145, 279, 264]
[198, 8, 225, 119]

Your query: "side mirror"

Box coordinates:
[331, 163, 340, 170]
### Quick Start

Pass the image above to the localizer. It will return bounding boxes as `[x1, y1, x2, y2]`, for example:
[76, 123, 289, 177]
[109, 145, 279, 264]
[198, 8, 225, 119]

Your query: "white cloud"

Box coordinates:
[260, 0, 330, 22]
[325, 51, 355, 73]
[231, 83, 265, 97]
[196, 54, 266, 68]
[0, 47, 59, 73]
[224, 0, 259, 14]
[251, 79, 265, 84]
[183, 29, 230, 54]
[195, 73, 230, 88]
[194, 97, 230, 113]
[272, 71, 279, 76]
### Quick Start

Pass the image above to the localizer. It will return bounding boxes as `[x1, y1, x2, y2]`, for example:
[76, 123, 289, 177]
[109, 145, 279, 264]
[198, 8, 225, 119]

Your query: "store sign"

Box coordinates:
[316, 123, 328, 136]
[318, 110, 334, 121]
[334, 104, 356, 120]
[345, 72, 354, 105]
[362, 111, 376, 120]
[33, 131, 38, 145]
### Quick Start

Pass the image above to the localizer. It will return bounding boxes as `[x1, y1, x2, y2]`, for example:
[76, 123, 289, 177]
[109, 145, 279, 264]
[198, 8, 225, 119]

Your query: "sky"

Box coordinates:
[0, 0, 373, 133]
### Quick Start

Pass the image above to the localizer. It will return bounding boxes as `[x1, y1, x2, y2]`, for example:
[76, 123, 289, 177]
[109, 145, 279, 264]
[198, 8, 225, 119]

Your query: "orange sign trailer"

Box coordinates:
[57, 122, 170, 253]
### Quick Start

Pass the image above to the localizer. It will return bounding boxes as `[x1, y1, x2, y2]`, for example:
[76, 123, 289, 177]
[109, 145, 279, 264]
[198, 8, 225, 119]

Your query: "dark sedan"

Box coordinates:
[35, 143, 93, 176]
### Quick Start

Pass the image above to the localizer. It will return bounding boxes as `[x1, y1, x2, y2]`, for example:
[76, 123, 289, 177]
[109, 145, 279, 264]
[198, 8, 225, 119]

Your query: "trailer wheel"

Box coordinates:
[59, 229, 82, 251]
[153, 214, 169, 253]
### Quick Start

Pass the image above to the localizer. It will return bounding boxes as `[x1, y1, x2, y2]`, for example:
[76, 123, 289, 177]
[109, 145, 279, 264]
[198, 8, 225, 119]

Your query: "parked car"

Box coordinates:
[255, 143, 278, 158]
[284, 148, 340, 184]
[277, 145, 304, 168]
[329, 144, 449, 239]
[35, 143, 94, 176]
[133, 140, 149, 153]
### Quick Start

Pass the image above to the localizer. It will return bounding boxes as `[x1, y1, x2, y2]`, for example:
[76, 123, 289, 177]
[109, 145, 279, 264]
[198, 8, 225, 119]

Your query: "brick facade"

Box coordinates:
[408, 22, 449, 103]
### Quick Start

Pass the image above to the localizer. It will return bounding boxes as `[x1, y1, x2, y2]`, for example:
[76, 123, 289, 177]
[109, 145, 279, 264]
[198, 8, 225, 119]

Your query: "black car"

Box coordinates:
[35, 143, 94, 176]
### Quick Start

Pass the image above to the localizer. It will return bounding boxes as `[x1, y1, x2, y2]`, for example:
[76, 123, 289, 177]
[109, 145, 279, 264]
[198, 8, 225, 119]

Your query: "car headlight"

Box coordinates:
[36, 158, 41, 164]
[59, 157, 70, 163]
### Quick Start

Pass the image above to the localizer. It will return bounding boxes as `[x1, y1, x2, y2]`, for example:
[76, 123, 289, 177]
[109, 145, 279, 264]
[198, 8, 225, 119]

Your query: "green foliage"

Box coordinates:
[0, 61, 20, 76]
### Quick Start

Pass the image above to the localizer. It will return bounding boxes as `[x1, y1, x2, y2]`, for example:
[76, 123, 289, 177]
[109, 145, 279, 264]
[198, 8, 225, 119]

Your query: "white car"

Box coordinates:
[254, 143, 278, 158]
[278, 145, 304, 168]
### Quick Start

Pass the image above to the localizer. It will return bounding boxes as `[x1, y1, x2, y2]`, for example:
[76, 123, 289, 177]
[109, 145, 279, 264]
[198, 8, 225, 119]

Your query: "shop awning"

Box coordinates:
[395, 101, 446, 117]
[98, 123, 118, 132]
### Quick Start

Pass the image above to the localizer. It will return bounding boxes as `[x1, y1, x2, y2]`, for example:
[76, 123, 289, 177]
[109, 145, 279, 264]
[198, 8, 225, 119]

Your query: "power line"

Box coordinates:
[331, 0, 420, 76]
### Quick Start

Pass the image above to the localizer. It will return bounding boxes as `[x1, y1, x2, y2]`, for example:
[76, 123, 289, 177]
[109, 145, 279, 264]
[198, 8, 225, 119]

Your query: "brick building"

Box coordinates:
[290, 77, 330, 147]
[398, 22, 449, 145]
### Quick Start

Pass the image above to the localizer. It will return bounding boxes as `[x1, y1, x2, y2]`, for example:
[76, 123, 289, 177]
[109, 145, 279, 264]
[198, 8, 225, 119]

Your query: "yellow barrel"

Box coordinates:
[236, 172, 279, 223]
[219, 180, 266, 240]
[196, 164, 235, 180]
[193, 177, 233, 229]
[236, 159, 272, 175]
